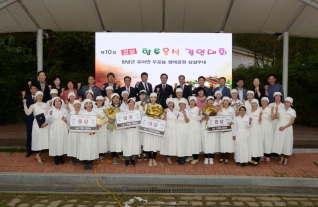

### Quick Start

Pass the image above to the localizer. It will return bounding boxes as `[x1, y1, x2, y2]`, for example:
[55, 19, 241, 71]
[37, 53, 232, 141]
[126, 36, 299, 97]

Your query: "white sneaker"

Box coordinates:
[204, 158, 209, 164]
[153, 159, 157, 166]
[186, 156, 193, 162]
[209, 158, 214, 164]
[148, 159, 153, 166]
[191, 159, 199, 164]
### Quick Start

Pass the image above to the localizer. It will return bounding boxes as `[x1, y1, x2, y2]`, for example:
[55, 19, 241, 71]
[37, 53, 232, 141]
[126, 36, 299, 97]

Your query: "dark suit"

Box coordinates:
[136, 82, 153, 96]
[235, 87, 248, 100]
[253, 87, 265, 105]
[154, 84, 173, 108]
[214, 86, 231, 98]
[118, 86, 137, 99]
[174, 84, 192, 99]
[32, 81, 51, 102]
[23, 94, 34, 153]
[101, 83, 118, 96]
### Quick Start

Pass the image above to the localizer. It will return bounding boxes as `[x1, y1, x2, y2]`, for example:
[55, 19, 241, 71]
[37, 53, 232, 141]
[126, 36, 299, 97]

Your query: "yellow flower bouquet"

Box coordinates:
[146, 104, 164, 118]
[202, 106, 217, 116]
[103, 107, 120, 132]
[96, 114, 107, 126]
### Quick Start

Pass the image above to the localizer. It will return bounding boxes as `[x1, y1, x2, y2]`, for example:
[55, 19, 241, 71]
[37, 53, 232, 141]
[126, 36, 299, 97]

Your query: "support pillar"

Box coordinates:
[37, 29, 43, 73]
[282, 31, 289, 98]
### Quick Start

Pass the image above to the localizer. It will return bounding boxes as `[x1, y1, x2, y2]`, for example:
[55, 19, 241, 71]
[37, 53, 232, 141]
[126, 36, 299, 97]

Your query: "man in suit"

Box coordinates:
[101, 72, 119, 96]
[78, 76, 102, 101]
[135, 72, 152, 96]
[174, 75, 192, 99]
[192, 76, 214, 96]
[29, 71, 51, 102]
[21, 85, 38, 157]
[234, 77, 248, 100]
[154, 73, 173, 108]
[118, 76, 137, 99]
[214, 77, 231, 98]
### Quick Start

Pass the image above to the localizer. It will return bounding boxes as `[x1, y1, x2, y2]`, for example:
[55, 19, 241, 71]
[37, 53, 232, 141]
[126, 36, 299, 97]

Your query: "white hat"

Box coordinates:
[166, 98, 174, 105]
[207, 96, 215, 100]
[251, 99, 259, 105]
[85, 90, 94, 96]
[128, 97, 136, 103]
[139, 90, 147, 94]
[215, 91, 222, 96]
[106, 86, 114, 91]
[222, 96, 231, 102]
[231, 89, 238, 94]
[273, 92, 282, 97]
[179, 98, 188, 105]
[51, 97, 62, 107]
[67, 92, 76, 99]
[35, 91, 43, 98]
[176, 88, 183, 93]
[83, 99, 93, 105]
[96, 96, 104, 101]
[73, 100, 81, 105]
[261, 97, 269, 102]
[247, 90, 254, 96]
[150, 92, 157, 98]
[189, 96, 197, 102]
[50, 89, 58, 95]
[121, 90, 129, 96]
[285, 97, 293, 105]
[111, 93, 120, 99]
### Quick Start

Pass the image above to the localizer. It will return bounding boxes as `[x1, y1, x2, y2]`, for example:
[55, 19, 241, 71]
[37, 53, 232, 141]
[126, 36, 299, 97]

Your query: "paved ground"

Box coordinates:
[0, 124, 317, 148]
[0, 152, 317, 178]
[2, 193, 318, 207]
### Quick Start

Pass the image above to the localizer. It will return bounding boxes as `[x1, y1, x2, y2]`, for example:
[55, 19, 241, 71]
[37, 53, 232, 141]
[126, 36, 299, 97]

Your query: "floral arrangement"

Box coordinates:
[146, 104, 164, 118]
[202, 106, 217, 116]
[103, 107, 120, 132]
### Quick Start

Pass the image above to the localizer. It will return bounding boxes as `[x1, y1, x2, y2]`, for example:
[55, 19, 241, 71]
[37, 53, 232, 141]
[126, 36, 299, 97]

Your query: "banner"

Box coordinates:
[207, 115, 232, 132]
[139, 116, 166, 137]
[70, 115, 97, 132]
[95, 33, 232, 89]
[116, 110, 141, 129]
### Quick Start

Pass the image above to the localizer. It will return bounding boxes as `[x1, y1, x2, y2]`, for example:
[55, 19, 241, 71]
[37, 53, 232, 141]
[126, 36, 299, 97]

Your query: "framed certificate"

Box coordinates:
[139, 116, 166, 137]
[116, 110, 141, 129]
[207, 115, 232, 132]
[69, 115, 97, 132]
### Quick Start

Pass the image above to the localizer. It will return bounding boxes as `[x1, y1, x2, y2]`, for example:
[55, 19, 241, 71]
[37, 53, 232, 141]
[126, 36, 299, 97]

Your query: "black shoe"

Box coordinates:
[88, 163, 93, 170]
[125, 160, 129, 167]
[70, 158, 76, 166]
[236, 162, 241, 166]
[84, 163, 88, 170]
[131, 160, 136, 166]
[137, 155, 141, 161]
[26, 151, 33, 157]
[54, 156, 59, 165]
[176, 159, 181, 163]
[241, 163, 246, 167]
[143, 154, 147, 160]
[59, 156, 65, 164]
[178, 161, 186, 165]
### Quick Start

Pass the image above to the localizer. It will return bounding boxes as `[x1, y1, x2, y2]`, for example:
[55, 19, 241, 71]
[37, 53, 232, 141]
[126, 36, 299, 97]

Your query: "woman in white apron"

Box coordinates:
[104, 86, 113, 108]
[93, 96, 108, 160]
[201, 96, 220, 165]
[175, 98, 190, 165]
[218, 96, 236, 164]
[173, 88, 189, 111]
[243, 91, 254, 116]
[46, 97, 69, 165]
[161, 98, 177, 164]
[77, 99, 99, 170]
[65, 92, 76, 113]
[80, 90, 96, 110]
[120, 91, 129, 111]
[249, 99, 263, 166]
[234, 106, 252, 167]
[230, 89, 242, 116]
[67, 100, 81, 165]
[122, 98, 141, 167]
[23, 91, 49, 165]
[214, 91, 222, 106]
[259, 97, 275, 163]
[186, 96, 202, 164]
[272, 97, 296, 166]
[135, 90, 147, 161]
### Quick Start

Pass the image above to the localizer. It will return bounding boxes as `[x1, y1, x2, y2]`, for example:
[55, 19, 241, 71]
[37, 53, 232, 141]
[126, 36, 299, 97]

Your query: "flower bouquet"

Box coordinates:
[146, 104, 164, 118]
[96, 114, 107, 126]
[202, 106, 217, 116]
[103, 107, 120, 132]
[233, 102, 242, 116]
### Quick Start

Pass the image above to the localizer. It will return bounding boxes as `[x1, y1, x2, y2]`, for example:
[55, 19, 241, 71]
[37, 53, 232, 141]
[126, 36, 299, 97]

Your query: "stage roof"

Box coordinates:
[1, 0, 318, 38]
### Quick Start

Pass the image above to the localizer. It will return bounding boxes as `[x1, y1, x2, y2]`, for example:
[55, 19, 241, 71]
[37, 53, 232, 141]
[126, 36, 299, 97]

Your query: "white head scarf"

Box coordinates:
[189, 96, 197, 102]
[111, 93, 120, 99]
[285, 97, 293, 106]
[68, 92, 76, 99]
[50, 89, 58, 95]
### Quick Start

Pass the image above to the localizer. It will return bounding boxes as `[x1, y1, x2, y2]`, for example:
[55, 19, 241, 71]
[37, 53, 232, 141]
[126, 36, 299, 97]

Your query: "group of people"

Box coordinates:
[22, 71, 296, 170]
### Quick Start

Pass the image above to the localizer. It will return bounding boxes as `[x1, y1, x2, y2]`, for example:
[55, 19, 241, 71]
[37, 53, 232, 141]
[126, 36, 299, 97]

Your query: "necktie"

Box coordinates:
[162, 85, 166, 93]
[32, 96, 35, 103]
[127, 87, 130, 94]
[145, 83, 149, 93]
[181, 85, 184, 90]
